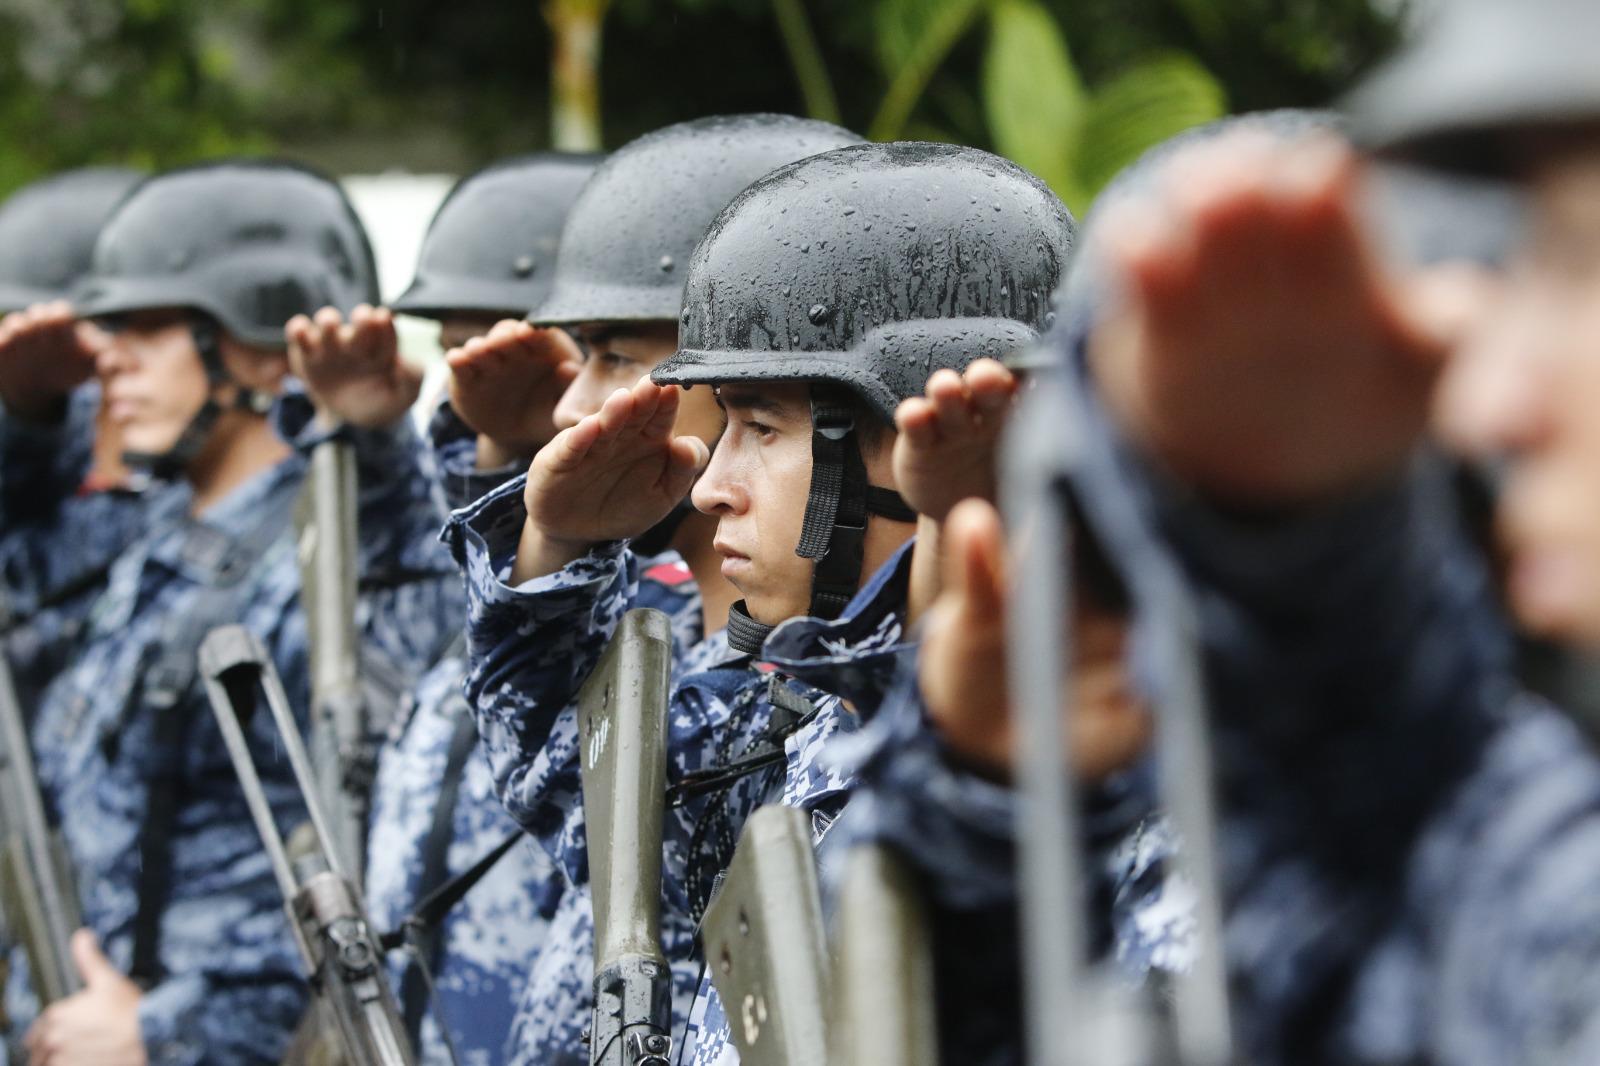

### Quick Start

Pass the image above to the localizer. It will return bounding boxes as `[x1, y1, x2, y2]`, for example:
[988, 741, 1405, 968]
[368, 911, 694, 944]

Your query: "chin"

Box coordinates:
[119, 425, 183, 457]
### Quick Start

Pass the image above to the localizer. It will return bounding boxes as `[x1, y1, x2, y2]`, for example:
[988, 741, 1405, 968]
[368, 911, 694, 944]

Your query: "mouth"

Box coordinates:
[713, 539, 751, 579]
[103, 396, 142, 424]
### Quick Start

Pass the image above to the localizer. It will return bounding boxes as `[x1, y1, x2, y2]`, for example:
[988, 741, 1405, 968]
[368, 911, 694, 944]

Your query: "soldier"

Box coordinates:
[0, 168, 145, 709]
[360, 152, 600, 1066]
[446, 138, 1073, 1063]
[442, 114, 860, 1064]
[1035, 80, 1600, 1066]
[2, 160, 456, 1066]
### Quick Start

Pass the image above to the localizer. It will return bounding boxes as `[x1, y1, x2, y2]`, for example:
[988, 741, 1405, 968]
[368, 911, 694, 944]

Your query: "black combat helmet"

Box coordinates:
[1347, 0, 1600, 175]
[75, 160, 379, 478]
[391, 152, 601, 320]
[527, 114, 863, 327]
[76, 160, 379, 349]
[654, 141, 1075, 648]
[0, 167, 142, 313]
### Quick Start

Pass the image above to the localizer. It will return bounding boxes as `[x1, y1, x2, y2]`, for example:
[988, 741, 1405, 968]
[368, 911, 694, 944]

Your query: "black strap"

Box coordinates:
[667, 677, 818, 807]
[129, 681, 198, 984]
[398, 708, 481, 1045]
[380, 829, 523, 955]
[725, 601, 774, 657]
[793, 389, 916, 622]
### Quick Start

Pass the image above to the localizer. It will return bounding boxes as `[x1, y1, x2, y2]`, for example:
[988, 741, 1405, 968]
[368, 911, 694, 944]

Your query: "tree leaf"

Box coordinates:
[981, 0, 1087, 208]
[1076, 52, 1227, 200]
[869, 0, 993, 140]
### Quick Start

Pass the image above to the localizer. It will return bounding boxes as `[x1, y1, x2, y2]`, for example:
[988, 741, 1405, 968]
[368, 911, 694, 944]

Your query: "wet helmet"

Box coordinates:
[76, 160, 379, 478]
[527, 114, 863, 327]
[391, 152, 602, 320]
[1346, 0, 1600, 175]
[0, 168, 142, 313]
[654, 141, 1075, 648]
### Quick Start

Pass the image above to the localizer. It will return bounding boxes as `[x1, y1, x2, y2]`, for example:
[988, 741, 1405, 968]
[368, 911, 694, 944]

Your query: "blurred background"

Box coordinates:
[0, 0, 1411, 296]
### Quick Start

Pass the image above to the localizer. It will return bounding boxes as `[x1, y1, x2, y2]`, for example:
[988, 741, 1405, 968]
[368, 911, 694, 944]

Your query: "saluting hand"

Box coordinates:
[286, 304, 423, 430]
[446, 319, 580, 468]
[1090, 132, 1444, 506]
[514, 377, 709, 582]
[919, 499, 1151, 783]
[0, 301, 105, 422]
[23, 930, 147, 1066]
[893, 358, 1019, 524]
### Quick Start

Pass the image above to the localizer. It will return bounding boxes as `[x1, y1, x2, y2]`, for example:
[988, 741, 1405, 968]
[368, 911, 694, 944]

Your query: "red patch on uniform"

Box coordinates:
[643, 561, 693, 587]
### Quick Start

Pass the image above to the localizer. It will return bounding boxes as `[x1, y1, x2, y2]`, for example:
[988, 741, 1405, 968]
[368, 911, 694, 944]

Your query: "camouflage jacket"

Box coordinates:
[2, 392, 459, 1066]
[0, 387, 148, 709]
[1058, 332, 1600, 1066]
[444, 475, 714, 1065]
[682, 542, 920, 1066]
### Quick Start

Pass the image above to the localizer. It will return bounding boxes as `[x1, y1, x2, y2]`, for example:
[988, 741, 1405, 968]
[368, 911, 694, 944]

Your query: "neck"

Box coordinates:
[187, 412, 292, 515]
[672, 509, 739, 636]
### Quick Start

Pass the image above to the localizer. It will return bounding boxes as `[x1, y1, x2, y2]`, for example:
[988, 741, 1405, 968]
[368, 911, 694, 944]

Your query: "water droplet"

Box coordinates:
[807, 303, 830, 325]
[659, 255, 675, 273]
[782, 285, 792, 297]
[513, 254, 537, 277]
[1000, 286, 1010, 297]
[800, 244, 811, 253]
[842, 206, 856, 216]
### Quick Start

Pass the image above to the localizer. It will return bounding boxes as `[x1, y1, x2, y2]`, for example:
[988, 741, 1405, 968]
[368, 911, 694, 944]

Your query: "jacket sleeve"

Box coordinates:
[422, 396, 528, 513]
[441, 474, 640, 848]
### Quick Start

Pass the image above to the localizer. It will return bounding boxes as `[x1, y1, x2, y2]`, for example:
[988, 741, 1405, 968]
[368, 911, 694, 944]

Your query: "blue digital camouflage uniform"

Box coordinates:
[441, 473, 710, 1062]
[681, 541, 922, 1066]
[365, 399, 555, 1066]
[448, 475, 856, 1065]
[0, 387, 147, 710]
[1128, 440, 1600, 1064]
[1050, 303, 1600, 1066]
[1, 387, 459, 1066]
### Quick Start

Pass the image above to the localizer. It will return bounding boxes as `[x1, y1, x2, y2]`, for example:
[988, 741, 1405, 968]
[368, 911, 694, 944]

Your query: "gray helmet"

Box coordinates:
[391, 152, 601, 320]
[76, 160, 379, 348]
[655, 141, 1074, 419]
[654, 141, 1075, 645]
[527, 114, 862, 327]
[1347, 0, 1600, 175]
[0, 168, 143, 313]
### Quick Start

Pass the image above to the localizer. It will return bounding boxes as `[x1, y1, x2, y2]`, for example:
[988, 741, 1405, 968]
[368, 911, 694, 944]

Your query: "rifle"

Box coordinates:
[0, 652, 82, 1007]
[296, 437, 371, 878]
[578, 609, 675, 1066]
[198, 624, 417, 1066]
[831, 845, 937, 1066]
[701, 804, 831, 1066]
[1000, 374, 1234, 1066]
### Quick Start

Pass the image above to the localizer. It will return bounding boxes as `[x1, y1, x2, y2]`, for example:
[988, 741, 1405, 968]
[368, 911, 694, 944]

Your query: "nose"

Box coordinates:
[691, 437, 746, 516]
[95, 329, 138, 378]
[1435, 291, 1554, 458]
[553, 362, 606, 432]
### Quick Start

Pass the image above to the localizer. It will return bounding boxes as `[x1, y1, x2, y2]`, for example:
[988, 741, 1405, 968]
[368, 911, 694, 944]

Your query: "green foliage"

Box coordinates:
[869, 0, 996, 140]
[982, 0, 1088, 205]
[0, 0, 1402, 200]
[981, 0, 1225, 212]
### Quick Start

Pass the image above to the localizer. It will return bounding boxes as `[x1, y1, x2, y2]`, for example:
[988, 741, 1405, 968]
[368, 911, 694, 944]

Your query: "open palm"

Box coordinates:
[525, 378, 709, 545]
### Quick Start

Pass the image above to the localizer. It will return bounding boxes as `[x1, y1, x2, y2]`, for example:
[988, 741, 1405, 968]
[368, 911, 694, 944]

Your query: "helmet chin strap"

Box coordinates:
[724, 385, 917, 657]
[122, 315, 277, 485]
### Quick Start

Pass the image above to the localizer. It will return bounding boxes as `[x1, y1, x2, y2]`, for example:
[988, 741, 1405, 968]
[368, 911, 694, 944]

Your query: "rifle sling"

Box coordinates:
[398, 706, 480, 1046]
